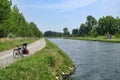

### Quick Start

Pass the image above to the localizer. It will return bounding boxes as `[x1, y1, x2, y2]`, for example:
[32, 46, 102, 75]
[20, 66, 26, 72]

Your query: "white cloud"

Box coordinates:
[32, 0, 97, 11]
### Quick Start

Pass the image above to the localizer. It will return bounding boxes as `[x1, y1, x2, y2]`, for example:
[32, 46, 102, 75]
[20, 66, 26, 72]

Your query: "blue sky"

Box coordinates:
[12, 0, 120, 33]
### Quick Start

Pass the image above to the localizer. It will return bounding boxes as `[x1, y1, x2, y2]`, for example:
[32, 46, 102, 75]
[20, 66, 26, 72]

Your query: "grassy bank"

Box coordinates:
[0, 39, 75, 80]
[0, 37, 39, 52]
[67, 36, 120, 43]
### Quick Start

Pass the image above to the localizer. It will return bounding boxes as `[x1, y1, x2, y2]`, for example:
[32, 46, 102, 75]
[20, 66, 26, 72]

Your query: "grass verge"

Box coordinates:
[0, 37, 39, 52]
[0, 39, 75, 80]
[66, 36, 120, 43]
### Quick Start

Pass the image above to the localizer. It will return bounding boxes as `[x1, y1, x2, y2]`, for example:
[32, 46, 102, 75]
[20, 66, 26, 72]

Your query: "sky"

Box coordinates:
[12, 0, 120, 33]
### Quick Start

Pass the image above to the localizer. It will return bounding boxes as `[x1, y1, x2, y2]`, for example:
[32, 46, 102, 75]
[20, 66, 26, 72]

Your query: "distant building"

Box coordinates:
[106, 34, 112, 39]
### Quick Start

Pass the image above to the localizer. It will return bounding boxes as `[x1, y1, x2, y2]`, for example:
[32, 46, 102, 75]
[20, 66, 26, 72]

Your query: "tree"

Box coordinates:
[78, 15, 97, 37]
[0, 0, 11, 37]
[98, 16, 116, 35]
[114, 17, 120, 34]
[86, 15, 97, 33]
[0, 3, 43, 38]
[72, 28, 79, 37]
[79, 23, 89, 36]
[44, 31, 62, 37]
[90, 27, 98, 37]
[9, 5, 43, 37]
[28, 22, 43, 37]
[63, 27, 70, 37]
[0, 0, 11, 23]
[44, 31, 53, 37]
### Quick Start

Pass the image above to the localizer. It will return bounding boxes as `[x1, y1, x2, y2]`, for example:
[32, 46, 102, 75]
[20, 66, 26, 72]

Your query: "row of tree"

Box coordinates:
[0, 0, 42, 38]
[75, 15, 120, 37]
[44, 15, 120, 38]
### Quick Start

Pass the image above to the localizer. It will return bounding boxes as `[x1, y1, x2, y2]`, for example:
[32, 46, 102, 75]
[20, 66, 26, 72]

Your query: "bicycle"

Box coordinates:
[13, 43, 29, 58]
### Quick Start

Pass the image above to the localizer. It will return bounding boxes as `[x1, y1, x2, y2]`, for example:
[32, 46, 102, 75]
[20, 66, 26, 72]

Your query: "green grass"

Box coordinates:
[67, 36, 120, 43]
[0, 39, 74, 80]
[0, 37, 39, 52]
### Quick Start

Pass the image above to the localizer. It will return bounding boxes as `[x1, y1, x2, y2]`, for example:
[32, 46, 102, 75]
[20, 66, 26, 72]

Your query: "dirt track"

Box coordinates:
[0, 38, 46, 68]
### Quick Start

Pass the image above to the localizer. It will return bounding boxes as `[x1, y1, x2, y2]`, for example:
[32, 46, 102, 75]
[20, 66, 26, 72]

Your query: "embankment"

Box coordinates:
[0, 39, 75, 80]
[65, 37, 120, 43]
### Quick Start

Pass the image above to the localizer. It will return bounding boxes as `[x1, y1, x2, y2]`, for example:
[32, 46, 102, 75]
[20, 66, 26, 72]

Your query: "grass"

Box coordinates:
[0, 39, 74, 80]
[0, 37, 39, 52]
[67, 36, 120, 43]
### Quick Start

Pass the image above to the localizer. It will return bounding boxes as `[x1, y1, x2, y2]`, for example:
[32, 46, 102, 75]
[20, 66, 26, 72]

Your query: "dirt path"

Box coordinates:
[0, 38, 46, 68]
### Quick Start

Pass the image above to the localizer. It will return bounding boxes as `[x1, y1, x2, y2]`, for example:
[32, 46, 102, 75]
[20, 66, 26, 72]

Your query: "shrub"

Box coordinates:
[7, 33, 15, 38]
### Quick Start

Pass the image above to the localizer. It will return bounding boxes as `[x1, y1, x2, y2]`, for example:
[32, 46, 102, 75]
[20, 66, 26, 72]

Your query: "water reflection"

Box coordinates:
[49, 38, 120, 80]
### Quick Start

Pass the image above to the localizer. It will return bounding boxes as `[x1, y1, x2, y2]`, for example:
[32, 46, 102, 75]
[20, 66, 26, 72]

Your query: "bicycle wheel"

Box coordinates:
[13, 49, 20, 58]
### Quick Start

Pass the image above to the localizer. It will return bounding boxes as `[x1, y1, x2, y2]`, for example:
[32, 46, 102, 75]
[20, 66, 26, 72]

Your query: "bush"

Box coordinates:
[115, 31, 120, 38]
[7, 33, 15, 38]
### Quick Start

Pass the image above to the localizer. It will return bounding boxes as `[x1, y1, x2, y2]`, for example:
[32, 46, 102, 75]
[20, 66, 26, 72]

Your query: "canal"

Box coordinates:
[49, 38, 120, 80]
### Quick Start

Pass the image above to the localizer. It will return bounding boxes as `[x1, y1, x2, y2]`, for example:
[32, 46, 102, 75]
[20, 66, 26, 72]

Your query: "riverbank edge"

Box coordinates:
[64, 37, 120, 43]
[47, 39, 76, 80]
[0, 39, 75, 80]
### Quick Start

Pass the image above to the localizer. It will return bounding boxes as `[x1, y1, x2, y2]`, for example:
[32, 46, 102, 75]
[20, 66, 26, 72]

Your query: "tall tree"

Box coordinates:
[0, 0, 11, 23]
[63, 27, 70, 37]
[79, 23, 89, 36]
[72, 28, 79, 37]
[0, 0, 11, 37]
[29, 22, 43, 37]
[9, 5, 43, 37]
[0, 1, 43, 38]
[114, 17, 120, 33]
[86, 15, 97, 34]
[98, 16, 116, 35]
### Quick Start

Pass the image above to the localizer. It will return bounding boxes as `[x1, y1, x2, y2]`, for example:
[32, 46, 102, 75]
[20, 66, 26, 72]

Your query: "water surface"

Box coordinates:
[49, 38, 120, 80]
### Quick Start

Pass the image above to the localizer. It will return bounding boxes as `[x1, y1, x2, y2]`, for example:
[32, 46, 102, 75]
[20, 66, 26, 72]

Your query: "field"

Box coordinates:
[0, 38, 39, 52]
[0, 39, 74, 80]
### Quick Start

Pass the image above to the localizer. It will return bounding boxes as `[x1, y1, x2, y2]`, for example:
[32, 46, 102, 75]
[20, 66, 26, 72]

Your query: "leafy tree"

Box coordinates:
[114, 17, 120, 33]
[0, 0, 11, 23]
[8, 5, 18, 36]
[77, 15, 120, 37]
[0, 0, 11, 37]
[29, 22, 43, 37]
[78, 15, 97, 37]
[98, 16, 116, 35]
[90, 27, 98, 37]
[63, 27, 70, 37]
[72, 28, 79, 37]
[79, 23, 89, 36]
[86, 15, 97, 33]
[0, 2, 43, 38]
[44, 31, 53, 37]
[44, 31, 62, 37]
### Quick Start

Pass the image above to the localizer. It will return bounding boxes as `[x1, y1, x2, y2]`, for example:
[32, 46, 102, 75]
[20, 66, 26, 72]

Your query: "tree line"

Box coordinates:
[0, 0, 42, 38]
[44, 15, 120, 38]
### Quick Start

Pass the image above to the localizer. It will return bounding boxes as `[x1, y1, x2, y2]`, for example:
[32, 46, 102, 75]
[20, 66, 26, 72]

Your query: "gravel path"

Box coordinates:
[0, 38, 46, 68]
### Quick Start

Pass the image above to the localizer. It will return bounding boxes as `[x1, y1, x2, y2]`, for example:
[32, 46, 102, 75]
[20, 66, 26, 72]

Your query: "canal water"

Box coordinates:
[49, 38, 120, 80]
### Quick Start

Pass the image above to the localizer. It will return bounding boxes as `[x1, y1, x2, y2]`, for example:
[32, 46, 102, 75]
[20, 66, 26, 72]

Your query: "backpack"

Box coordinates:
[23, 49, 29, 54]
